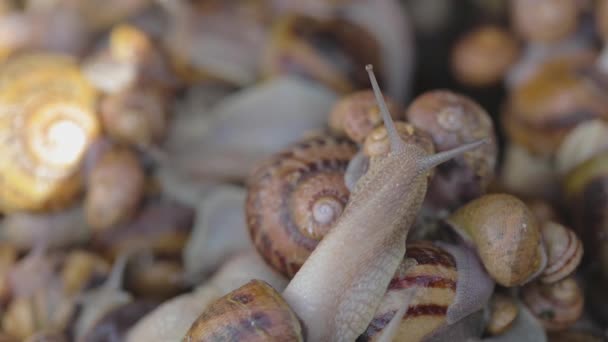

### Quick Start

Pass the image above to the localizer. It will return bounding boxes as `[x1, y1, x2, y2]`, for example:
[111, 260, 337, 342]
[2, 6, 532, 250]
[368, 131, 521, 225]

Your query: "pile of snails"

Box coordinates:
[0, 0, 603, 341]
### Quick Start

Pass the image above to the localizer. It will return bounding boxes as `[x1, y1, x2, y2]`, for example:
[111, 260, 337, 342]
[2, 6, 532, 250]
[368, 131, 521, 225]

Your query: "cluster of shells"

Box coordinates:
[0, 0, 604, 341]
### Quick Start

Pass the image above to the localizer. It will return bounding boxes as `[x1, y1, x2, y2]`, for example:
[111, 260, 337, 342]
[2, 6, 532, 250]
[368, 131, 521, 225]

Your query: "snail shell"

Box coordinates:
[61, 250, 110, 296]
[446, 193, 545, 287]
[598, 0, 608, 42]
[511, 0, 580, 43]
[262, 14, 384, 95]
[485, 293, 519, 336]
[185, 280, 302, 341]
[363, 121, 435, 161]
[539, 221, 583, 284]
[358, 241, 458, 342]
[85, 146, 145, 232]
[0, 53, 99, 212]
[522, 277, 584, 331]
[405, 90, 497, 211]
[328, 90, 403, 143]
[245, 134, 357, 278]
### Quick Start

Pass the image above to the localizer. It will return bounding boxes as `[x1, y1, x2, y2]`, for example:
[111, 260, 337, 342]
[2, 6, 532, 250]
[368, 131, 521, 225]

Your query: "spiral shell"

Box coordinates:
[486, 293, 519, 336]
[263, 14, 384, 95]
[511, 0, 580, 43]
[359, 241, 458, 342]
[539, 221, 583, 284]
[185, 280, 303, 342]
[522, 277, 584, 331]
[446, 194, 545, 287]
[405, 90, 497, 211]
[85, 146, 145, 232]
[329, 90, 403, 143]
[0, 53, 100, 212]
[246, 135, 357, 278]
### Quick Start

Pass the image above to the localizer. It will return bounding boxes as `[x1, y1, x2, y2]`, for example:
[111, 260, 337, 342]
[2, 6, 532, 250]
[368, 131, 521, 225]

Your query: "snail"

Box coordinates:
[556, 119, 608, 176]
[125, 252, 185, 300]
[521, 276, 584, 331]
[184, 280, 303, 341]
[85, 145, 145, 232]
[539, 221, 583, 284]
[359, 241, 494, 341]
[0, 53, 100, 213]
[476, 302, 547, 342]
[451, 25, 520, 87]
[245, 134, 357, 278]
[328, 90, 403, 144]
[262, 14, 384, 95]
[510, 0, 580, 44]
[239, 65, 486, 341]
[184, 184, 252, 281]
[485, 293, 519, 336]
[405, 90, 498, 211]
[562, 151, 608, 279]
[126, 250, 287, 342]
[445, 193, 546, 287]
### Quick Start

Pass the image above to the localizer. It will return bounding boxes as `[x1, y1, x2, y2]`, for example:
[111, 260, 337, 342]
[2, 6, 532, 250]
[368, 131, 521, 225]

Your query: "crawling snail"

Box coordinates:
[190, 65, 487, 341]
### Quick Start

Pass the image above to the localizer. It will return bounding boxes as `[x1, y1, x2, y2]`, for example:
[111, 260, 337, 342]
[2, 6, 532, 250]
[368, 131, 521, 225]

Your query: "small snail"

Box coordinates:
[451, 25, 520, 87]
[85, 145, 145, 232]
[0, 53, 100, 212]
[328, 90, 403, 144]
[245, 134, 357, 278]
[262, 14, 384, 95]
[184, 280, 303, 341]
[446, 193, 545, 287]
[280, 65, 487, 341]
[405, 90, 498, 211]
[510, 0, 580, 43]
[539, 221, 583, 284]
[521, 277, 584, 331]
[485, 293, 519, 336]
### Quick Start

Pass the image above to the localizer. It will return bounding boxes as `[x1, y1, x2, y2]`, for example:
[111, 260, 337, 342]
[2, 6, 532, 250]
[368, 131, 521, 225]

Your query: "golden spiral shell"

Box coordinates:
[246, 135, 357, 278]
[522, 277, 584, 331]
[539, 221, 583, 284]
[0, 53, 99, 212]
[359, 241, 458, 342]
[406, 90, 497, 211]
[329, 90, 403, 143]
[185, 280, 303, 342]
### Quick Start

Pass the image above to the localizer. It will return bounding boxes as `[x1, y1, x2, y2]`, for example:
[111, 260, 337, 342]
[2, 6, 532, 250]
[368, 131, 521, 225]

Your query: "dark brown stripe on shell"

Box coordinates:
[389, 275, 457, 290]
[357, 305, 449, 341]
[406, 244, 456, 268]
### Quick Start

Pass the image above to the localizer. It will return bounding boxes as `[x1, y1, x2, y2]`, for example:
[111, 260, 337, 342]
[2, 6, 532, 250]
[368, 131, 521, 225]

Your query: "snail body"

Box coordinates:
[0, 53, 99, 212]
[446, 193, 545, 287]
[246, 134, 357, 278]
[281, 66, 487, 341]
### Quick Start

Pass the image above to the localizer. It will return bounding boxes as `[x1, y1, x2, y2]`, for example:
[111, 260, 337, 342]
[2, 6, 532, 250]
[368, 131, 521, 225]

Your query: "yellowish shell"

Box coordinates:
[0, 53, 99, 212]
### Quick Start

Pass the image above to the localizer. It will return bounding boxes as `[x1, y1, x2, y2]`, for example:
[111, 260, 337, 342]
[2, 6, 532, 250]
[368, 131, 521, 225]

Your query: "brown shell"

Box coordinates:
[359, 241, 458, 342]
[363, 121, 435, 160]
[246, 135, 357, 278]
[185, 280, 303, 342]
[522, 277, 584, 331]
[0, 53, 100, 212]
[562, 152, 608, 279]
[486, 293, 519, 336]
[539, 221, 583, 284]
[100, 87, 169, 147]
[93, 199, 194, 260]
[85, 146, 145, 232]
[447, 194, 544, 287]
[451, 25, 520, 87]
[503, 53, 608, 156]
[262, 14, 384, 95]
[510, 0, 580, 43]
[329, 90, 403, 143]
[125, 256, 185, 300]
[405, 90, 497, 211]
[61, 250, 110, 296]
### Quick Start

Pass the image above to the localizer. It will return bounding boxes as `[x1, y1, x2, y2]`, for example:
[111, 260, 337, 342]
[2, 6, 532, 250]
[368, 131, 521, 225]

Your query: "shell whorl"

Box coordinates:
[246, 134, 357, 278]
[539, 221, 583, 284]
[0, 53, 99, 212]
[522, 277, 584, 331]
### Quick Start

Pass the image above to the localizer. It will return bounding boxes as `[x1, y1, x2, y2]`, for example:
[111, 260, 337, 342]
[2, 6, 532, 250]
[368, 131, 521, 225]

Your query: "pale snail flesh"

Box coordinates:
[0, 53, 99, 212]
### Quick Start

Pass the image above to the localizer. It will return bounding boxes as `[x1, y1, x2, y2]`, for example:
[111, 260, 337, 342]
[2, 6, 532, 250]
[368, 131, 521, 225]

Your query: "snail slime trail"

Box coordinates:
[281, 65, 487, 341]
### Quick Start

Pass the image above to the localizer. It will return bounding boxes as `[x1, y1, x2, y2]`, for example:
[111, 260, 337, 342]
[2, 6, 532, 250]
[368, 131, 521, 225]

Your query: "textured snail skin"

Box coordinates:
[281, 66, 487, 341]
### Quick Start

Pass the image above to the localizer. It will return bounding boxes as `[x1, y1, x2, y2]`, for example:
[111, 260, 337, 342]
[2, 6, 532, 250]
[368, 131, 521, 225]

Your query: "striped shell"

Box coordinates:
[0, 53, 99, 212]
[539, 221, 583, 284]
[246, 135, 357, 278]
[522, 277, 584, 331]
[329, 90, 403, 143]
[184, 280, 303, 342]
[358, 241, 458, 342]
